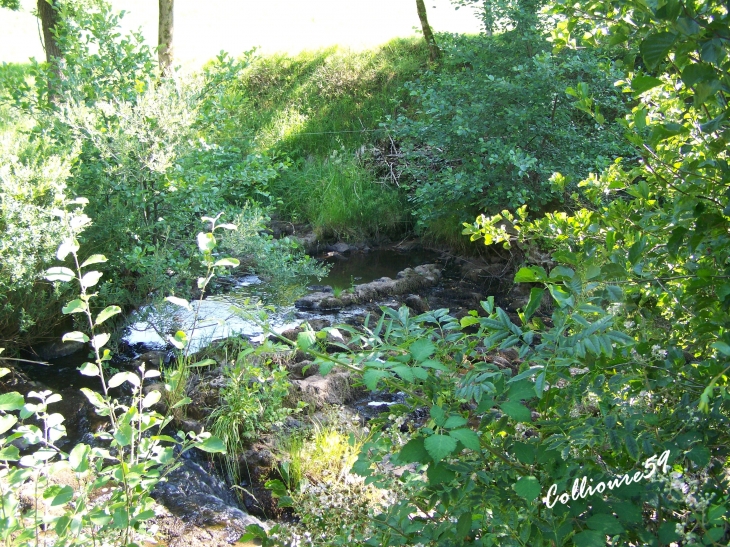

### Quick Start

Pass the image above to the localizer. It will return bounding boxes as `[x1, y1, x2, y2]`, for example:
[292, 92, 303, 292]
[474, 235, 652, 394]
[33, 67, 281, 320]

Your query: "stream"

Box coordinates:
[9, 245, 498, 542]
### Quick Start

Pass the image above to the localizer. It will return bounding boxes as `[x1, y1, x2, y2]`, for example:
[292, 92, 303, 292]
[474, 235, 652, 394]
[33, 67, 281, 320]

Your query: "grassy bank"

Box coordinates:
[216, 38, 429, 240]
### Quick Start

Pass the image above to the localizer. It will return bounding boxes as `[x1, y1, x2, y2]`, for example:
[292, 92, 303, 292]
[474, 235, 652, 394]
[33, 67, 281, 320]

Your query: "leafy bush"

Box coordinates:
[389, 33, 631, 234]
[0, 204, 227, 546]
[0, 110, 76, 346]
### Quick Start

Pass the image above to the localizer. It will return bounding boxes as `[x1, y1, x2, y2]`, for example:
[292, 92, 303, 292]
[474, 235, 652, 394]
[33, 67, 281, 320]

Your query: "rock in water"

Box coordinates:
[153, 456, 266, 541]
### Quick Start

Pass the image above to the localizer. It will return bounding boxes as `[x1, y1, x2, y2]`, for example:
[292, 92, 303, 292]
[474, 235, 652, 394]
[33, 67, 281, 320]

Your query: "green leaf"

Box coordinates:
[56, 239, 80, 261]
[548, 285, 574, 308]
[500, 401, 532, 422]
[396, 437, 429, 464]
[0, 444, 20, 460]
[93, 306, 121, 326]
[69, 444, 90, 472]
[363, 369, 388, 391]
[80, 271, 103, 289]
[449, 428, 481, 451]
[514, 266, 547, 283]
[113, 424, 133, 446]
[80, 387, 106, 409]
[639, 32, 677, 69]
[169, 330, 188, 350]
[46, 484, 74, 506]
[62, 299, 87, 314]
[0, 414, 18, 435]
[523, 287, 545, 321]
[423, 434, 457, 462]
[587, 514, 624, 535]
[573, 530, 606, 547]
[296, 329, 316, 351]
[45, 267, 75, 283]
[682, 63, 716, 88]
[420, 359, 449, 371]
[62, 331, 88, 344]
[0, 392, 24, 411]
[142, 390, 161, 408]
[198, 436, 226, 453]
[213, 257, 240, 267]
[190, 358, 217, 368]
[631, 74, 663, 95]
[90, 333, 110, 351]
[430, 405, 446, 425]
[456, 512, 472, 540]
[80, 254, 107, 268]
[443, 415, 467, 429]
[392, 365, 414, 382]
[409, 339, 435, 362]
[108, 372, 139, 389]
[711, 341, 730, 356]
[427, 462, 455, 484]
[513, 476, 540, 501]
[166, 296, 191, 310]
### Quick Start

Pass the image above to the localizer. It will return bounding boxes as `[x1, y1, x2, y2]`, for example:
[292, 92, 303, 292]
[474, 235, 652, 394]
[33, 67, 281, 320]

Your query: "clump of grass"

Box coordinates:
[273, 149, 408, 240]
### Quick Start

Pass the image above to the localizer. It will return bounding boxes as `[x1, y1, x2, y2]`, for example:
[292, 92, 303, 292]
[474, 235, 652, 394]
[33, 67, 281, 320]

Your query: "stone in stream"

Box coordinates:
[294, 263, 442, 312]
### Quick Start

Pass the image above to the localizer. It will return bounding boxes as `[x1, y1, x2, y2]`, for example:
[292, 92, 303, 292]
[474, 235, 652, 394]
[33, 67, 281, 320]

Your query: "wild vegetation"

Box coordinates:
[1, 0, 729, 546]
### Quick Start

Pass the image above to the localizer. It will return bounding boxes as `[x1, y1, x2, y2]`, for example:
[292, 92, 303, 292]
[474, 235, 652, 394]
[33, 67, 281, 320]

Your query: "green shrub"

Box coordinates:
[389, 33, 632, 234]
[0, 111, 77, 347]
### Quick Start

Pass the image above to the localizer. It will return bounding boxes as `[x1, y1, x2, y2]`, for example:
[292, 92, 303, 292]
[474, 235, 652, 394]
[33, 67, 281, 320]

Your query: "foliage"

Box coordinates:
[271, 150, 408, 240]
[0, 204, 227, 547]
[209, 347, 294, 486]
[254, 420, 394, 547]
[220, 205, 330, 284]
[0, 108, 76, 346]
[388, 32, 632, 235]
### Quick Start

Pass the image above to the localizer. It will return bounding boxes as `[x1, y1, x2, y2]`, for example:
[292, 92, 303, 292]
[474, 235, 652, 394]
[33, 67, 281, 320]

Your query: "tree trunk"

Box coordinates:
[158, 0, 174, 76]
[37, 0, 61, 64]
[415, 0, 441, 62]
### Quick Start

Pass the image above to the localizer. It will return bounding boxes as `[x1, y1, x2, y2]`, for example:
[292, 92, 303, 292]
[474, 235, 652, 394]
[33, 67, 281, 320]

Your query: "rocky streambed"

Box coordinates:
[4, 241, 523, 545]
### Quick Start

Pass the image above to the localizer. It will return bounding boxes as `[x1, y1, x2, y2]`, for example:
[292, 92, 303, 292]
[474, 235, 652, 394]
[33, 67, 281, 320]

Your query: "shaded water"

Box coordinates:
[316, 249, 442, 289]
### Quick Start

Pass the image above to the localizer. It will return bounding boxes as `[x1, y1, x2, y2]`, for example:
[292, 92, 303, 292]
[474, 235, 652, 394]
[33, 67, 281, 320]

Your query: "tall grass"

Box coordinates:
[212, 38, 429, 240]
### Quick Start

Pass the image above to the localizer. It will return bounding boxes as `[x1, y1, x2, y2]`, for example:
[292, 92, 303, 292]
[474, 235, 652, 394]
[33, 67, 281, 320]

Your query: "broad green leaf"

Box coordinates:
[45, 267, 75, 283]
[113, 424, 133, 446]
[108, 372, 140, 389]
[423, 434, 457, 461]
[166, 296, 191, 310]
[430, 405, 446, 425]
[443, 415, 467, 429]
[456, 512, 472, 540]
[548, 285, 574, 308]
[62, 331, 88, 344]
[296, 330, 316, 351]
[90, 333, 110, 350]
[409, 339, 435, 362]
[631, 74, 663, 95]
[46, 484, 74, 506]
[80, 387, 106, 409]
[392, 365, 414, 382]
[573, 530, 605, 547]
[0, 444, 20, 460]
[80, 271, 103, 289]
[214, 257, 240, 267]
[513, 476, 540, 501]
[79, 254, 107, 268]
[363, 369, 389, 391]
[69, 444, 90, 472]
[640, 32, 677, 69]
[190, 358, 217, 368]
[0, 392, 24, 411]
[711, 341, 730, 356]
[587, 513, 624, 535]
[56, 239, 80, 261]
[449, 428, 481, 451]
[523, 287, 545, 321]
[169, 330, 188, 350]
[0, 414, 18, 435]
[682, 63, 716, 88]
[420, 359, 450, 371]
[397, 437, 429, 464]
[500, 401, 532, 422]
[514, 266, 547, 283]
[142, 390, 161, 408]
[95, 306, 121, 326]
[62, 299, 87, 314]
[198, 436, 226, 453]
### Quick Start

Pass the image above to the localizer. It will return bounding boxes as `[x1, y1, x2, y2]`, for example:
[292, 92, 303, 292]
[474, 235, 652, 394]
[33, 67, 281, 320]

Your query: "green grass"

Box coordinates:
[212, 38, 430, 240]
